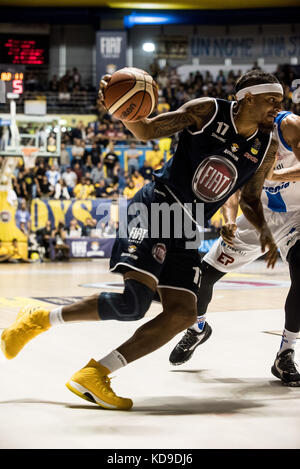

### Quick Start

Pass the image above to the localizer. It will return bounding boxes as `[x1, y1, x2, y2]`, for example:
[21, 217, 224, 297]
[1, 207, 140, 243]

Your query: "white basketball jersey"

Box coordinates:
[261, 111, 300, 213]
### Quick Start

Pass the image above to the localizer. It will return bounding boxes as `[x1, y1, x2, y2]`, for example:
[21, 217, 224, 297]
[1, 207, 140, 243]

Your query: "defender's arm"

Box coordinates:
[240, 138, 278, 268]
[280, 114, 300, 161]
[220, 190, 241, 246]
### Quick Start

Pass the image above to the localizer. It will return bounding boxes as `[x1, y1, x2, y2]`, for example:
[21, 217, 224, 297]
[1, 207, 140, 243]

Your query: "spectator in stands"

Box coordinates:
[23, 168, 36, 201]
[156, 70, 169, 90]
[37, 175, 55, 199]
[70, 122, 84, 142]
[216, 69, 226, 85]
[67, 219, 82, 238]
[113, 162, 126, 192]
[19, 221, 29, 236]
[105, 123, 118, 141]
[72, 162, 83, 183]
[62, 166, 77, 196]
[52, 222, 69, 261]
[95, 179, 108, 198]
[131, 169, 144, 190]
[36, 220, 52, 259]
[54, 178, 70, 200]
[123, 179, 139, 199]
[83, 155, 94, 175]
[34, 159, 47, 187]
[104, 179, 119, 200]
[146, 143, 164, 169]
[71, 138, 85, 167]
[72, 67, 81, 88]
[0, 240, 12, 263]
[82, 217, 97, 237]
[15, 199, 31, 233]
[73, 176, 95, 199]
[60, 142, 71, 172]
[114, 122, 127, 143]
[9, 239, 31, 263]
[13, 168, 26, 199]
[103, 141, 119, 180]
[49, 75, 59, 92]
[90, 161, 105, 184]
[46, 164, 60, 188]
[139, 160, 153, 181]
[126, 142, 142, 175]
[87, 142, 102, 167]
[157, 96, 171, 114]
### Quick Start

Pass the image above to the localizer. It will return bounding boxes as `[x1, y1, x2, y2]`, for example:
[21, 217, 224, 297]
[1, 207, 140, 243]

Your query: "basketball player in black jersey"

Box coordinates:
[1, 70, 283, 410]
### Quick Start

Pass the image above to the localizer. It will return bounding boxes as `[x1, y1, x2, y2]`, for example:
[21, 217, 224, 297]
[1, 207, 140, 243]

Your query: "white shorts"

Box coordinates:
[203, 210, 300, 273]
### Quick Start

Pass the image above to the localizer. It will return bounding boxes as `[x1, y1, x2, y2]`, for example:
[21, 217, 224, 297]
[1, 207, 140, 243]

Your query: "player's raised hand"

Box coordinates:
[98, 74, 112, 104]
[259, 226, 278, 268]
[220, 223, 237, 246]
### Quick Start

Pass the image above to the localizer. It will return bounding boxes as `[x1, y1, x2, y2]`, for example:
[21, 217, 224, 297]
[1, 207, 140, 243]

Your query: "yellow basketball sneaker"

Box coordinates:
[66, 359, 133, 410]
[1, 305, 51, 359]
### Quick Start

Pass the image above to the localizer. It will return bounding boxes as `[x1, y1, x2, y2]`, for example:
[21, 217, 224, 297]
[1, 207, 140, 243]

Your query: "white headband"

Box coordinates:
[236, 83, 283, 101]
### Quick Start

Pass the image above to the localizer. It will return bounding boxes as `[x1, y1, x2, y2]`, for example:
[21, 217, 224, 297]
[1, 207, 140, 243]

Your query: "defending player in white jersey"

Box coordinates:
[169, 110, 300, 387]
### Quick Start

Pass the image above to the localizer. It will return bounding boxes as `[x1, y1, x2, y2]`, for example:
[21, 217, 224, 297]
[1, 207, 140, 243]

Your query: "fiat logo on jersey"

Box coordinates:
[192, 156, 238, 202]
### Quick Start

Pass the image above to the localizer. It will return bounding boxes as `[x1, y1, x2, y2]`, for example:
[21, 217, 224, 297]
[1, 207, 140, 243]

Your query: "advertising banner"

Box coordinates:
[96, 30, 127, 87]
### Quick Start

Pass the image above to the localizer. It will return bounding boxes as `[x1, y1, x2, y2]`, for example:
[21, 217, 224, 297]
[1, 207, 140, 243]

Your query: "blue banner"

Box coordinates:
[31, 198, 117, 232]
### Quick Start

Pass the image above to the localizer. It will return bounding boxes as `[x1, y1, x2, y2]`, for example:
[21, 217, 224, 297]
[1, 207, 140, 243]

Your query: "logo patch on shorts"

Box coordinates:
[152, 243, 166, 264]
[128, 227, 148, 244]
[192, 156, 237, 202]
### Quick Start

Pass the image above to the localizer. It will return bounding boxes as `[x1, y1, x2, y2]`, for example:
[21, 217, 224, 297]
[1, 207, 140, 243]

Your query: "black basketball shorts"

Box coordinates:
[110, 182, 202, 298]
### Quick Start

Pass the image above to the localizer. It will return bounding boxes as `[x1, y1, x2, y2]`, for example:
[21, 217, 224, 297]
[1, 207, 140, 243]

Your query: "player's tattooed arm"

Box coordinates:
[220, 190, 241, 246]
[98, 76, 215, 139]
[240, 138, 279, 268]
[117, 98, 216, 140]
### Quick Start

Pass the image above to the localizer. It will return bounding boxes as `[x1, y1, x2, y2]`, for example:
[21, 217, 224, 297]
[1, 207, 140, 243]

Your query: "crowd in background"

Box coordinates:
[20, 62, 300, 116]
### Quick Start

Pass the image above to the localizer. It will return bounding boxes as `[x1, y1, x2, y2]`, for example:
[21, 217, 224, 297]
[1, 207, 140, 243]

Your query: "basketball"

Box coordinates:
[103, 67, 158, 122]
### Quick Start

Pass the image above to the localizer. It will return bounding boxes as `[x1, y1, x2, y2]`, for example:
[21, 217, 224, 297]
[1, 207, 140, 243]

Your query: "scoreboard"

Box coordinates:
[0, 34, 48, 65]
[0, 71, 24, 96]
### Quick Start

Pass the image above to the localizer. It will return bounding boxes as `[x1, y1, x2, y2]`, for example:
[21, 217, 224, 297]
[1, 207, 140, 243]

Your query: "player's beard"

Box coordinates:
[258, 121, 275, 134]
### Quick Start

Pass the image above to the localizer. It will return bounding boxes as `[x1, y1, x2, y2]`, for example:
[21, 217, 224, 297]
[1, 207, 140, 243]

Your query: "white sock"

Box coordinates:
[279, 328, 298, 355]
[49, 307, 65, 326]
[98, 350, 127, 374]
[189, 315, 206, 333]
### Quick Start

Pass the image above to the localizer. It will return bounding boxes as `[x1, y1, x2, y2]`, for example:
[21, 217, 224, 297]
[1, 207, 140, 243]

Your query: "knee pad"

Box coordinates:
[98, 279, 154, 321]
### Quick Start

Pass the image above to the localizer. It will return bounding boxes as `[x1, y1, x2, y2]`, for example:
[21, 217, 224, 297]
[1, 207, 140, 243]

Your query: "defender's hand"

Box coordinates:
[98, 74, 112, 106]
[266, 163, 276, 180]
[260, 227, 278, 269]
[220, 223, 237, 247]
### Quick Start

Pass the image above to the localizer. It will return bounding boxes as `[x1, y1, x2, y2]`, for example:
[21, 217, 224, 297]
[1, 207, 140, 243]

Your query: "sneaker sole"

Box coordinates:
[169, 326, 213, 366]
[271, 365, 300, 387]
[66, 380, 132, 410]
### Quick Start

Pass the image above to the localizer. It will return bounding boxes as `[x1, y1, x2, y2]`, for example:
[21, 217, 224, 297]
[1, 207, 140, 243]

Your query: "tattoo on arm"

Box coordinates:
[149, 99, 216, 139]
[123, 98, 216, 140]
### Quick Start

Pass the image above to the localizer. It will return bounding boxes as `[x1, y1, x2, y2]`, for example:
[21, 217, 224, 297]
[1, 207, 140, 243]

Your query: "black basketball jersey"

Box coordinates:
[153, 98, 272, 222]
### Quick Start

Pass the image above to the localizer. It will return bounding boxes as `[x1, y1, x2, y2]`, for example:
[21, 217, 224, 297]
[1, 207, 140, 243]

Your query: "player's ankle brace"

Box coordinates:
[98, 279, 154, 321]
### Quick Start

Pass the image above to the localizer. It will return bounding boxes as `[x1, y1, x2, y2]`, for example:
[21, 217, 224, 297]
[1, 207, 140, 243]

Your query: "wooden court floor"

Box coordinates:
[0, 258, 299, 449]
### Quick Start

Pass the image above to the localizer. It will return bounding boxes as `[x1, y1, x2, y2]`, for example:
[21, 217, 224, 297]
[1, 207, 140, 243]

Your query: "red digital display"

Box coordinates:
[0, 34, 48, 65]
[4, 38, 45, 65]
